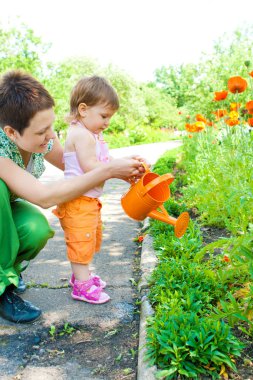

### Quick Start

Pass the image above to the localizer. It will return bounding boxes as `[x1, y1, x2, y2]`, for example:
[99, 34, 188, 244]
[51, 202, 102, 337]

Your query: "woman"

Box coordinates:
[0, 70, 144, 323]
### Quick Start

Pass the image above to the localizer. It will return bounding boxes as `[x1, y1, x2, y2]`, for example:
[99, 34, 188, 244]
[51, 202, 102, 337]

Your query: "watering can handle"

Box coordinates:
[128, 162, 150, 186]
[141, 173, 174, 196]
[141, 162, 150, 172]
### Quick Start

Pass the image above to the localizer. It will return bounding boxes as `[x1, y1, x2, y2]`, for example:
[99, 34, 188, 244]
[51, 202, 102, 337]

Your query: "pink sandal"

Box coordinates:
[69, 272, 106, 289]
[71, 278, 110, 304]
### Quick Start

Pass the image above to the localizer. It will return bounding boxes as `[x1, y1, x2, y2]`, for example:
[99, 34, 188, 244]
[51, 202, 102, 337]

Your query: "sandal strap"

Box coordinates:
[76, 278, 96, 292]
[73, 279, 103, 301]
[84, 286, 103, 301]
[91, 276, 101, 287]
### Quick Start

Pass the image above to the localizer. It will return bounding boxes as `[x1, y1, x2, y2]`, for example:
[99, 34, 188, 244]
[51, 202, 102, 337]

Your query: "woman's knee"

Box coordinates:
[27, 213, 55, 247]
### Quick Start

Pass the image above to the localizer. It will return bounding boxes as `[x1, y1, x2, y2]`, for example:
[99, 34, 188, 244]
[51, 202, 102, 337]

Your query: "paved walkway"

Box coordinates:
[0, 141, 181, 379]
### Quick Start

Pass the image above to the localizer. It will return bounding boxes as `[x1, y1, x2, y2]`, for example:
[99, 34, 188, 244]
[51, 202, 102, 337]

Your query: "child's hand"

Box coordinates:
[127, 155, 151, 178]
[130, 155, 150, 170]
[107, 157, 144, 180]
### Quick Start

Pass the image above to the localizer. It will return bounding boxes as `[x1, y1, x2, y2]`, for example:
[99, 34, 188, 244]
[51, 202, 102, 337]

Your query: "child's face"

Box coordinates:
[82, 104, 116, 134]
[14, 108, 56, 153]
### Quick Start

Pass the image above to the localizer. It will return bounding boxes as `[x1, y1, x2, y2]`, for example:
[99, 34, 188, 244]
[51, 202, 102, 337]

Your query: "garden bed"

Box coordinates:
[144, 146, 253, 380]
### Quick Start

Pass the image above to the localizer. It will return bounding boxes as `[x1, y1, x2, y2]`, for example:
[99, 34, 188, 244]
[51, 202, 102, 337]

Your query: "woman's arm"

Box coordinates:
[0, 156, 142, 209]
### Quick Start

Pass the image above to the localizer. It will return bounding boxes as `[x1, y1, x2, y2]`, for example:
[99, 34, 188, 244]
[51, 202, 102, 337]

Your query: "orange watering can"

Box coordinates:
[121, 164, 190, 238]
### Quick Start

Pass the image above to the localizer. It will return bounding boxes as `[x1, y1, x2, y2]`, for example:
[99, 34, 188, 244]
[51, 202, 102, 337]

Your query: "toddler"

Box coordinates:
[53, 76, 122, 304]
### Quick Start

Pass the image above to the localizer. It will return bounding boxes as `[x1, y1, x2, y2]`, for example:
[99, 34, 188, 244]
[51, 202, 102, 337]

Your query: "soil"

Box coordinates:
[7, 321, 139, 380]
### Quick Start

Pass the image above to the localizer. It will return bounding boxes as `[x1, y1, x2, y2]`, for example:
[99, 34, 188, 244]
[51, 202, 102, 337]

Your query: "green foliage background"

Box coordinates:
[0, 23, 180, 147]
[1, 23, 253, 147]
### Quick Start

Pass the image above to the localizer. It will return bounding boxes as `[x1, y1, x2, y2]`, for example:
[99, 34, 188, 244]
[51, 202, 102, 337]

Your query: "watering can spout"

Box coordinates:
[147, 206, 190, 238]
[147, 210, 176, 224]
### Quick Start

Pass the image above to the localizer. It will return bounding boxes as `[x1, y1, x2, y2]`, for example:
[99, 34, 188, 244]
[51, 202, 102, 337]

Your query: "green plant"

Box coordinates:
[148, 258, 225, 312]
[49, 325, 56, 339]
[59, 323, 76, 336]
[146, 312, 244, 379]
[49, 323, 76, 339]
[150, 218, 202, 261]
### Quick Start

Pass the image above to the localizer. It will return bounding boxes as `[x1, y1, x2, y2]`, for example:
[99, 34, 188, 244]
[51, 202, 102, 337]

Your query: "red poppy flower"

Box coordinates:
[185, 123, 194, 132]
[228, 76, 247, 94]
[138, 236, 144, 242]
[223, 255, 230, 262]
[214, 91, 228, 101]
[248, 118, 253, 127]
[193, 121, 205, 132]
[246, 100, 253, 115]
[225, 118, 239, 127]
[213, 109, 227, 118]
[249, 71, 253, 78]
[196, 114, 207, 123]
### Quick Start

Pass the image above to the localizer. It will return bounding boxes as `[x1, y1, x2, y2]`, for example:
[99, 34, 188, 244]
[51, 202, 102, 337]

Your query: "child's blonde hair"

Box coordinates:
[67, 75, 119, 122]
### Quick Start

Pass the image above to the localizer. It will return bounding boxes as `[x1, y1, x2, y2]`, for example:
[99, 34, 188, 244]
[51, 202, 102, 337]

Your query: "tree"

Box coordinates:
[154, 26, 253, 118]
[0, 24, 48, 77]
[141, 83, 180, 129]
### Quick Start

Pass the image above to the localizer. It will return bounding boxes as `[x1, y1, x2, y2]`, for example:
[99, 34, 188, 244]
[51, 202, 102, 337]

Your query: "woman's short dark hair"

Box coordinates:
[0, 70, 55, 135]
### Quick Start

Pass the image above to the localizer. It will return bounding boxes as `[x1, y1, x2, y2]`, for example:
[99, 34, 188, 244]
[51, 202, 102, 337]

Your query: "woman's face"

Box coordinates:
[15, 108, 56, 153]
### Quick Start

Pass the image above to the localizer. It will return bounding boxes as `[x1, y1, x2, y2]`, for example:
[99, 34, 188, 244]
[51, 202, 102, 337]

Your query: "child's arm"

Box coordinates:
[74, 128, 105, 172]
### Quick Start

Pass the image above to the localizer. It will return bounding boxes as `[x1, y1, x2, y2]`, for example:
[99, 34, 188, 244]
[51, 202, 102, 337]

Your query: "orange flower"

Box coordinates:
[248, 118, 253, 127]
[228, 76, 247, 93]
[196, 114, 207, 123]
[185, 123, 194, 132]
[138, 235, 144, 242]
[223, 255, 230, 262]
[230, 103, 240, 111]
[246, 100, 253, 114]
[193, 121, 205, 132]
[213, 109, 227, 118]
[214, 90, 228, 101]
[225, 118, 239, 127]
[188, 134, 193, 138]
[249, 71, 253, 78]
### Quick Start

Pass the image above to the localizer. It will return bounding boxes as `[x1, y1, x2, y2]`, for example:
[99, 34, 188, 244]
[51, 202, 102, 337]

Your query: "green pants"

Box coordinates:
[0, 179, 55, 295]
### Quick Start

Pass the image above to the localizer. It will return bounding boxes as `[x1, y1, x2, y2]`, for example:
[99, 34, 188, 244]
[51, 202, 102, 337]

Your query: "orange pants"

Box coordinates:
[52, 196, 102, 264]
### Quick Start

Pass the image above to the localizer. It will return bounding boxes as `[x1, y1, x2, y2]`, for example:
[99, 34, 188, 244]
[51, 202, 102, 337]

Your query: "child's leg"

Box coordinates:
[69, 201, 106, 288]
[55, 197, 110, 303]
[71, 262, 89, 281]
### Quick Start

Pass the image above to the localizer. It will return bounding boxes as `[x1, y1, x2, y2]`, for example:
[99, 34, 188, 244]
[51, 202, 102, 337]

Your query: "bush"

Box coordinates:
[146, 312, 244, 379]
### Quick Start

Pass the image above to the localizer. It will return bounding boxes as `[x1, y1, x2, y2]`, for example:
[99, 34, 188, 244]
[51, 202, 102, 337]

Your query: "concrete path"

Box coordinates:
[0, 141, 181, 379]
